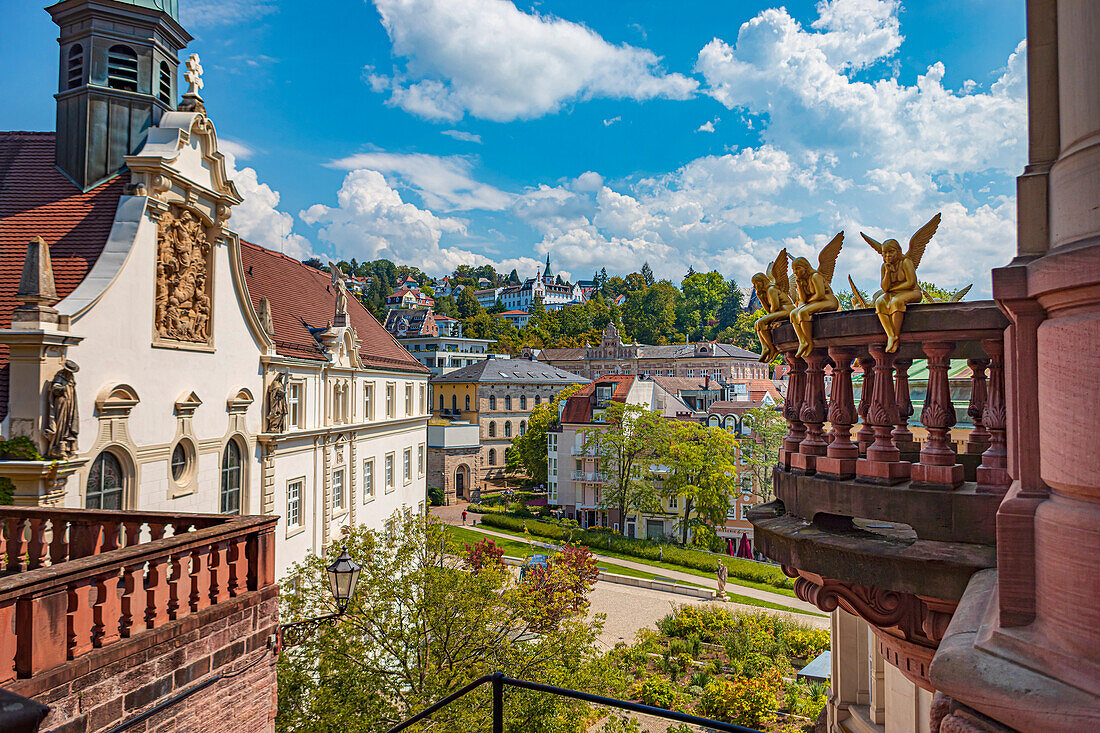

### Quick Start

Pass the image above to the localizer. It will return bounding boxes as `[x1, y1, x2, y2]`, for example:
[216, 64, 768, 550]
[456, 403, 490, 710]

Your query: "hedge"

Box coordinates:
[477, 513, 794, 591]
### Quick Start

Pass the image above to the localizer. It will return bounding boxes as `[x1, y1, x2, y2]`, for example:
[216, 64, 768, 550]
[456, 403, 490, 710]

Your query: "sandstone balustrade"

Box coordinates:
[0, 507, 276, 683]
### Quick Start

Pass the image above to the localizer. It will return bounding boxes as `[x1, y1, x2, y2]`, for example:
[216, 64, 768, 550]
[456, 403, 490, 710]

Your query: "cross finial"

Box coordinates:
[184, 54, 204, 95]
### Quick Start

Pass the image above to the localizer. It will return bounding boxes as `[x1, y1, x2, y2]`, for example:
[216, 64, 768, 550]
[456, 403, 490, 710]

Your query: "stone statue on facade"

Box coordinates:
[155, 206, 212, 343]
[789, 233, 844, 356]
[716, 563, 728, 599]
[330, 263, 349, 317]
[861, 213, 941, 352]
[265, 372, 288, 434]
[43, 360, 79, 459]
[751, 248, 796, 362]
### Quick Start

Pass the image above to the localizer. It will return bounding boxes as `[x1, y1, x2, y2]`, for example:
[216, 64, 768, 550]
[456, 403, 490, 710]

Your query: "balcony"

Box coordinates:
[0, 506, 277, 685]
[748, 301, 1008, 690]
[569, 446, 597, 456]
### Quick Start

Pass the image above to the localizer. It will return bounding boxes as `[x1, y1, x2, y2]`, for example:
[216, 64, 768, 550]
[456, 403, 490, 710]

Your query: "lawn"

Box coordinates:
[446, 525, 817, 616]
[460, 519, 799, 599]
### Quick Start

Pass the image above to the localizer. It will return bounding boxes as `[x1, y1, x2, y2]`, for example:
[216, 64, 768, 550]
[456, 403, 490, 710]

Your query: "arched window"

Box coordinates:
[158, 60, 172, 104]
[220, 440, 243, 514]
[504, 421, 512, 438]
[465, 395, 471, 411]
[520, 420, 527, 435]
[439, 394, 444, 410]
[520, 395, 527, 410]
[451, 394, 457, 412]
[535, 394, 542, 405]
[488, 421, 496, 437]
[489, 395, 497, 410]
[505, 395, 512, 410]
[67, 44, 84, 90]
[488, 449, 496, 465]
[106, 45, 138, 92]
[86, 452, 124, 510]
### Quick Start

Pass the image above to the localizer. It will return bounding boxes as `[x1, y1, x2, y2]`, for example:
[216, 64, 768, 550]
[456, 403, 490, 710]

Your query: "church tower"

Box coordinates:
[543, 253, 553, 284]
[47, 0, 192, 190]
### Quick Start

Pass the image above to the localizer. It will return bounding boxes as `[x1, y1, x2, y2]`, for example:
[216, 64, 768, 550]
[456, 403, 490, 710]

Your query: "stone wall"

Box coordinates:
[427, 447, 481, 503]
[11, 587, 279, 733]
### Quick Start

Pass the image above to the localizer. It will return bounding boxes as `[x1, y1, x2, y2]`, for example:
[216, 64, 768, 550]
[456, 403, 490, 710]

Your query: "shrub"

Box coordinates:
[630, 675, 679, 710]
[426, 485, 444, 506]
[698, 676, 779, 728]
[0, 436, 41, 461]
[657, 605, 737, 644]
[462, 538, 504, 572]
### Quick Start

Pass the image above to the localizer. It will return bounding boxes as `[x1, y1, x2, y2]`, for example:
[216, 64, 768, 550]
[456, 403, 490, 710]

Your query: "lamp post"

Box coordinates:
[274, 547, 361, 652]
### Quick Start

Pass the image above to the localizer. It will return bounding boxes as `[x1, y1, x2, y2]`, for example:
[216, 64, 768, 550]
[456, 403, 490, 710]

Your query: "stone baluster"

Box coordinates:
[168, 551, 192, 621]
[49, 517, 69, 565]
[145, 556, 170, 629]
[892, 359, 920, 454]
[67, 579, 96, 659]
[780, 353, 807, 470]
[211, 542, 232, 604]
[855, 355, 876, 456]
[190, 545, 213, 613]
[818, 347, 859, 479]
[120, 562, 146, 638]
[93, 570, 122, 647]
[912, 342, 964, 487]
[793, 348, 830, 474]
[5, 517, 25, 572]
[229, 537, 248, 597]
[966, 358, 991, 454]
[977, 339, 1010, 493]
[25, 518, 46, 569]
[857, 344, 911, 484]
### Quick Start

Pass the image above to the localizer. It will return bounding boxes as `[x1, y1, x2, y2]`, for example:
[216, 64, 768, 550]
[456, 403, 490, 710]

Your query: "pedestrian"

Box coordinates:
[462, 510, 467, 525]
[658, 546, 663, 562]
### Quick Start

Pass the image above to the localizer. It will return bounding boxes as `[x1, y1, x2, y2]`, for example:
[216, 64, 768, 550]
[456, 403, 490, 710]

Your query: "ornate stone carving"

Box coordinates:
[265, 372, 288, 434]
[43, 360, 79, 459]
[155, 206, 213, 344]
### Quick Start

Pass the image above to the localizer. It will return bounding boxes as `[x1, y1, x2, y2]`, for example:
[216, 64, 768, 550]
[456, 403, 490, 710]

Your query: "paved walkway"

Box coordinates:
[431, 503, 821, 617]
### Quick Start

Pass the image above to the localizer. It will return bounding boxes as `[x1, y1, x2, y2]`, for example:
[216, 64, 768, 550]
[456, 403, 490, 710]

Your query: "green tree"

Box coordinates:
[455, 287, 483, 320]
[506, 384, 584, 483]
[654, 421, 740, 545]
[582, 402, 664, 524]
[678, 271, 726, 340]
[739, 405, 787, 503]
[622, 281, 680, 344]
[716, 278, 744, 332]
[277, 514, 602, 733]
[641, 262, 655, 286]
[487, 298, 507, 314]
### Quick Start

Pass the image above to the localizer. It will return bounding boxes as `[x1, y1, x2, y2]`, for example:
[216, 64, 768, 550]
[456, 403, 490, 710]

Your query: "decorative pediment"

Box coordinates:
[175, 391, 203, 417]
[315, 325, 363, 369]
[227, 387, 254, 414]
[96, 383, 140, 418]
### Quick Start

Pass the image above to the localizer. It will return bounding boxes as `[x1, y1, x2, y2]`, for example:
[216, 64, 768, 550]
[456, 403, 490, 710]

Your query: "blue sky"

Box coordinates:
[2, 0, 1026, 293]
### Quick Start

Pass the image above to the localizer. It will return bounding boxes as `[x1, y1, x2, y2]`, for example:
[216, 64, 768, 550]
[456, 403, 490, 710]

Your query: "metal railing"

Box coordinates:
[385, 672, 760, 733]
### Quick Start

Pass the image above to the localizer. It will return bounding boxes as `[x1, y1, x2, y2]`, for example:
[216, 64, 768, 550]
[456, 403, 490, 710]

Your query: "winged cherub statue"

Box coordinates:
[789, 233, 844, 357]
[751, 249, 796, 362]
[860, 213, 941, 352]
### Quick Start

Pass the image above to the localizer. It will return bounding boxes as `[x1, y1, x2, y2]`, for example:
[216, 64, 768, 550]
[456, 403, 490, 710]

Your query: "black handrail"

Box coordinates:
[385, 671, 761, 733]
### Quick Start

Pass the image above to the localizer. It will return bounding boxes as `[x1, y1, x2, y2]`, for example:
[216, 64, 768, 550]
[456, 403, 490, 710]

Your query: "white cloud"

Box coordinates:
[327, 152, 512, 211]
[441, 130, 483, 144]
[603, 116, 622, 127]
[218, 137, 255, 161]
[221, 149, 313, 260]
[181, 0, 277, 28]
[697, 119, 717, 133]
[370, 0, 697, 121]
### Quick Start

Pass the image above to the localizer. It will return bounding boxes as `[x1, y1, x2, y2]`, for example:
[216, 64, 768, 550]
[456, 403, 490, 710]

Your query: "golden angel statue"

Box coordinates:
[860, 213, 941, 352]
[750, 249, 796, 362]
[789, 233, 844, 357]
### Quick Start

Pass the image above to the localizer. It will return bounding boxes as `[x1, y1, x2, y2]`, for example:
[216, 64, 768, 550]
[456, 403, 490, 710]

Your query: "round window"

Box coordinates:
[171, 441, 193, 484]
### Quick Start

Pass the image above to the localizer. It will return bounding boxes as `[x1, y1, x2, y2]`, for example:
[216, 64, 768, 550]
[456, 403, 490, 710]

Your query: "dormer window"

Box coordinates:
[595, 384, 613, 408]
[67, 44, 83, 90]
[107, 45, 138, 92]
[158, 60, 172, 104]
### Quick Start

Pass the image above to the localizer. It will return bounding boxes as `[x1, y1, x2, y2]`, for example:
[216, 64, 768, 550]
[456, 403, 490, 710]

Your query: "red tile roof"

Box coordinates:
[240, 241, 427, 373]
[0, 132, 128, 420]
[560, 375, 634, 423]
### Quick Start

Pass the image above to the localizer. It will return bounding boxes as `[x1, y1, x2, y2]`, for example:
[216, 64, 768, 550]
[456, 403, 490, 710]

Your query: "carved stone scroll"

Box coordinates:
[155, 206, 214, 344]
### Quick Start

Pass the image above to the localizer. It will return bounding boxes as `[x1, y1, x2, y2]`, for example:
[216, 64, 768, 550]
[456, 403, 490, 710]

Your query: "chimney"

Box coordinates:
[47, 0, 192, 190]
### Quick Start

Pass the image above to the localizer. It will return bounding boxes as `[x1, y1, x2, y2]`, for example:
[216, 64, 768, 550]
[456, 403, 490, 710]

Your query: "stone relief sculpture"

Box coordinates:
[265, 372, 288, 434]
[861, 213, 941, 352]
[789, 233, 844, 356]
[751, 248, 796, 362]
[43, 360, 79, 459]
[155, 206, 213, 343]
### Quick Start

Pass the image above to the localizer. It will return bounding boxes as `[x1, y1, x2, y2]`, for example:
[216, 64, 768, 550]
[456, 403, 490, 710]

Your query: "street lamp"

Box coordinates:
[274, 547, 362, 652]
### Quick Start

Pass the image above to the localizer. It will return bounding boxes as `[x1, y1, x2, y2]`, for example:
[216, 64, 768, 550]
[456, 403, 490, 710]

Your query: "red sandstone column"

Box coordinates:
[780, 353, 807, 470]
[966, 358, 991, 454]
[977, 338, 1010, 494]
[93, 571, 122, 647]
[818, 347, 858, 479]
[15, 589, 68, 676]
[66, 580, 95, 658]
[857, 344, 910, 484]
[912, 342, 964, 488]
[855, 355, 876, 456]
[25, 518, 45, 570]
[793, 348, 829, 474]
[5, 517, 26, 572]
[120, 562, 146, 637]
[145, 556, 171, 628]
[169, 552, 192, 621]
[191, 546, 213, 612]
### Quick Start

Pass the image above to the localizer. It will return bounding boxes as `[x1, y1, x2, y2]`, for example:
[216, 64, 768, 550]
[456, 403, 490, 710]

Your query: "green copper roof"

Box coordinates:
[49, 0, 180, 21]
